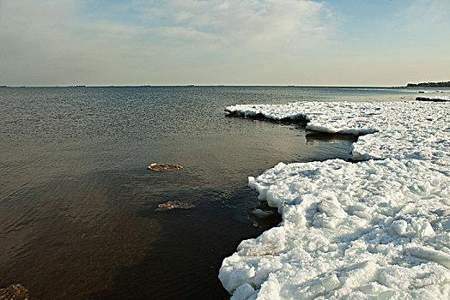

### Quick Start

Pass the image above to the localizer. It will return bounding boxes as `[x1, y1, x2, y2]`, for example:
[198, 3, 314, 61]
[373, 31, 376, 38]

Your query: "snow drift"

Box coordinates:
[220, 101, 450, 299]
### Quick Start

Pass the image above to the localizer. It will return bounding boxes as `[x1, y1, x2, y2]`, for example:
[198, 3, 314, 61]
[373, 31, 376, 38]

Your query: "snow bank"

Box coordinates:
[220, 101, 450, 299]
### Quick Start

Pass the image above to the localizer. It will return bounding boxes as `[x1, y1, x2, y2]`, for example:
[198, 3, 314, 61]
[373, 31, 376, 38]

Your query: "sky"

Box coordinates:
[0, 0, 449, 86]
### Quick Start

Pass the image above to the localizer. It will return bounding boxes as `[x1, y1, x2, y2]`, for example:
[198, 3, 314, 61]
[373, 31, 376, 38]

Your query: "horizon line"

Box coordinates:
[0, 84, 414, 88]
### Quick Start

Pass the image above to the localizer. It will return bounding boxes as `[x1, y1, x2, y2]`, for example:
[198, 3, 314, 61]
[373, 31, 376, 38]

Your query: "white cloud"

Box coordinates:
[0, 0, 333, 85]
[403, 0, 450, 25]
[140, 0, 332, 51]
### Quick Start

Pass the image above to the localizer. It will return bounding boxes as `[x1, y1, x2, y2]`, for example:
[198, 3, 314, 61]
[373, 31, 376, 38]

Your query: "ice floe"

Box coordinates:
[220, 101, 450, 299]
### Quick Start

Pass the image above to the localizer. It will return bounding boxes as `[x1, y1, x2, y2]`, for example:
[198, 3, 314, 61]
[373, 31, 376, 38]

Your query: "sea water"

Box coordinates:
[0, 86, 428, 299]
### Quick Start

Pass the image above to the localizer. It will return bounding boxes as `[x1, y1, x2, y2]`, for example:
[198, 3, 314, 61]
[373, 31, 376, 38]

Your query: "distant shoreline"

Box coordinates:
[0, 85, 425, 89]
[406, 81, 450, 88]
[1, 82, 449, 89]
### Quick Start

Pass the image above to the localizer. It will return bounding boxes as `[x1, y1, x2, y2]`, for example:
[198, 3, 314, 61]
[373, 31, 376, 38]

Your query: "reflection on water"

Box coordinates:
[0, 87, 370, 299]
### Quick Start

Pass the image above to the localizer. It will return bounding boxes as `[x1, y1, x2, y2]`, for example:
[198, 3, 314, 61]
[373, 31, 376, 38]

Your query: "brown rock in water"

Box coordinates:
[0, 284, 29, 300]
[147, 163, 183, 172]
[156, 201, 195, 211]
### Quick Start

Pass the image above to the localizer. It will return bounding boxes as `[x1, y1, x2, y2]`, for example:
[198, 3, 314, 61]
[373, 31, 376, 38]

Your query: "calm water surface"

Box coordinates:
[0, 87, 423, 299]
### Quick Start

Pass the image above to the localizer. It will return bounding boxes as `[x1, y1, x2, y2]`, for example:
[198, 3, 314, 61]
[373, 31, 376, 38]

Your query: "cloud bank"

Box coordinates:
[1, 0, 449, 85]
[0, 0, 332, 85]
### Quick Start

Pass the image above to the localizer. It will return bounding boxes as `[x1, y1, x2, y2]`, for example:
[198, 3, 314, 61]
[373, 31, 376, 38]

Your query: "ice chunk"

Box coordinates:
[407, 246, 450, 269]
[231, 284, 257, 300]
[391, 220, 408, 236]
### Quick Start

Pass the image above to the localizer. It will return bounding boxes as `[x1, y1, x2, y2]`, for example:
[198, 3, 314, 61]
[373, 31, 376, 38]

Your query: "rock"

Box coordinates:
[155, 201, 195, 211]
[0, 284, 29, 300]
[147, 163, 183, 172]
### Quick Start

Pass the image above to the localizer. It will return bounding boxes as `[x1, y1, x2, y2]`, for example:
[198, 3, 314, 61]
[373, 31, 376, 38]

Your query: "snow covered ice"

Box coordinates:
[219, 101, 450, 299]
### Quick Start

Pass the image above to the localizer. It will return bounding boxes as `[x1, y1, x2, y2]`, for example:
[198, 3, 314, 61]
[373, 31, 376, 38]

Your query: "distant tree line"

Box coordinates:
[407, 81, 450, 87]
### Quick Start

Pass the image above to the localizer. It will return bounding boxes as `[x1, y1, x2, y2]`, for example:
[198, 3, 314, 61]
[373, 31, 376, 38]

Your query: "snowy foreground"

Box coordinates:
[219, 101, 450, 299]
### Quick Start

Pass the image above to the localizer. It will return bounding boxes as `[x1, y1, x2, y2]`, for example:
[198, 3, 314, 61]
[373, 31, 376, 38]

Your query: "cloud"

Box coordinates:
[403, 0, 450, 25]
[139, 0, 331, 50]
[0, 0, 333, 85]
[0, 0, 155, 84]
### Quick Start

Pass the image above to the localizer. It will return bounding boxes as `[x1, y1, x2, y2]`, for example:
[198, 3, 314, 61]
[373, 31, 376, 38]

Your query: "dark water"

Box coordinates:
[0, 87, 414, 299]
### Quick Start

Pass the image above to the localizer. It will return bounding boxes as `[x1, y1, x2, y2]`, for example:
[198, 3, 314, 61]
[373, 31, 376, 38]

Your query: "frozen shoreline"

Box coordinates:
[220, 101, 450, 299]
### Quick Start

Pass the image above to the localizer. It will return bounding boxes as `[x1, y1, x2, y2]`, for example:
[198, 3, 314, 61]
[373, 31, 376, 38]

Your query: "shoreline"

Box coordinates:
[219, 100, 450, 299]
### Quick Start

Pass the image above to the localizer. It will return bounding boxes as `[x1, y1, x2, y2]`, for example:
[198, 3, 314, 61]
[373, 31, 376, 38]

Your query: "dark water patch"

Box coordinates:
[0, 171, 161, 299]
[90, 187, 277, 300]
[416, 96, 449, 102]
[305, 131, 358, 142]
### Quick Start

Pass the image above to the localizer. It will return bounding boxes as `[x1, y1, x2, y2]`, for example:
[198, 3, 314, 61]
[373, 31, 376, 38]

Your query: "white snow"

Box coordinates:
[220, 101, 450, 299]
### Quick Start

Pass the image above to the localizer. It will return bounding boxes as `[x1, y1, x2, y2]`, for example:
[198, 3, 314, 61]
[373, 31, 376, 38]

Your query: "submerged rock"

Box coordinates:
[251, 208, 274, 219]
[156, 201, 195, 212]
[0, 284, 29, 300]
[148, 163, 183, 172]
